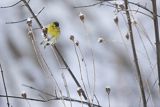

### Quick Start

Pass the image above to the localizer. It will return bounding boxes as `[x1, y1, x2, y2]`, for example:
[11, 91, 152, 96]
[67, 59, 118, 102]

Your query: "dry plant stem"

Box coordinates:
[0, 64, 10, 107]
[109, 0, 158, 17]
[27, 23, 68, 106]
[94, 94, 100, 106]
[127, 22, 154, 105]
[73, 44, 89, 99]
[50, 46, 72, 107]
[80, 96, 83, 107]
[0, 94, 46, 102]
[77, 46, 92, 95]
[21, 84, 100, 107]
[121, 9, 152, 18]
[130, 13, 156, 105]
[53, 45, 88, 100]
[22, 0, 66, 106]
[6, 7, 45, 24]
[50, 46, 73, 107]
[28, 28, 46, 73]
[28, 28, 66, 106]
[124, 0, 147, 107]
[137, 21, 155, 51]
[61, 73, 73, 107]
[21, 0, 48, 38]
[74, 1, 103, 8]
[28, 27, 67, 107]
[107, 94, 110, 107]
[21, 0, 42, 28]
[82, 23, 96, 105]
[0, 94, 101, 107]
[151, 0, 160, 89]
[134, 23, 155, 106]
[21, 0, 87, 101]
[0, 0, 21, 8]
[74, 1, 158, 18]
[127, 1, 153, 15]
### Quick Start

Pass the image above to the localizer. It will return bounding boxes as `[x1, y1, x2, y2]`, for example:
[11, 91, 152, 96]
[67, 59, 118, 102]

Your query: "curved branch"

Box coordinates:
[5, 7, 45, 24]
[0, 94, 101, 107]
[0, 0, 21, 8]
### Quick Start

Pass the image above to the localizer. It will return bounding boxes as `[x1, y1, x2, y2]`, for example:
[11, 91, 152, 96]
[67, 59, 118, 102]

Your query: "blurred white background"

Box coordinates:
[0, 0, 160, 107]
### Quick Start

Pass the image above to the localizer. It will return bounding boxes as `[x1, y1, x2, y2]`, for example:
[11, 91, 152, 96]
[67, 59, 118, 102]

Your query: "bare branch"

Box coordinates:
[20, 0, 89, 104]
[0, 94, 101, 107]
[5, 7, 45, 24]
[74, 1, 103, 8]
[124, 0, 147, 107]
[0, 64, 10, 107]
[151, 0, 160, 90]
[0, 0, 21, 8]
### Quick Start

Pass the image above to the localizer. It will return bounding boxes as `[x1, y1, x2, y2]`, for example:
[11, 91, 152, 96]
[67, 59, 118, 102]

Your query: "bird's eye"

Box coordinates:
[54, 22, 59, 27]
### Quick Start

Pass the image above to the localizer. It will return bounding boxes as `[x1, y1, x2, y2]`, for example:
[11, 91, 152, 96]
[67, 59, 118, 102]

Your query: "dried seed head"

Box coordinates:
[42, 27, 47, 34]
[77, 87, 82, 97]
[125, 32, 129, 40]
[97, 37, 104, 43]
[132, 20, 137, 25]
[119, 4, 125, 10]
[69, 35, 75, 41]
[114, 1, 124, 10]
[79, 12, 85, 23]
[28, 31, 32, 35]
[114, 15, 119, 25]
[82, 58, 84, 62]
[42, 27, 48, 38]
[105, 86, 111, 95]
[27, 17, 32, 26]
[75, 40, 79, 46]
[115, 3, 118, 10]
[21, 91, 27, 99]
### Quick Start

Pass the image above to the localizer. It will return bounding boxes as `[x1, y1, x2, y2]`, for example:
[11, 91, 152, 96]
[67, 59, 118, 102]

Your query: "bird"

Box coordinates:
[41, 21, 60, 48]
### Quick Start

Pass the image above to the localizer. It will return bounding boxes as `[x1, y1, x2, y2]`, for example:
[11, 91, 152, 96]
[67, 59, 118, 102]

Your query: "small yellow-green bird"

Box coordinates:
[41, 21, 60, 48]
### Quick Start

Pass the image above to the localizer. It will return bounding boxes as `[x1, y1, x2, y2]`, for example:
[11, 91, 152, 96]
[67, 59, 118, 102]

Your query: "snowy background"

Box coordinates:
[0, 0, 160, 107]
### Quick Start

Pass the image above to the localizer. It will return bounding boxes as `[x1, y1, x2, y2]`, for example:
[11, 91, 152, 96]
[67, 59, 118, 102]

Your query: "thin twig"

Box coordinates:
[50, 46, 72, 107]
[6, 7, 45, 24]
[6, 19, 27, 24]
[61, 73, 73, 107]
[77, 46, 92, 96]
[81, 21, 96, 105]
[50, 46, 73, 107]
[107, 94, 110, 107]
[21, 0, 42, 28]
[124, 0, 147, 107]
[23, 84, 101, 107]
[0, 64, 10, 107]
[27, 18, 67, 107]
[74, 0, 160, 18]
[21, 0, 88, 101]
[133, 21, 155, 107]
[0, 94, 46, 102]
[137, 21, 155, 51]
[74, 1, 103, 8]
[0, 94, 101, 107]
[53, 45, 88, 100]
[122, 9, 152, 18]
[151, 0, 160, 91]
[73, 43, 89, 100]
[127, 1, 153, 15]
[94, 94, 100, 106]
[101, 0, 157, 16]
[0, 0, 21, 8]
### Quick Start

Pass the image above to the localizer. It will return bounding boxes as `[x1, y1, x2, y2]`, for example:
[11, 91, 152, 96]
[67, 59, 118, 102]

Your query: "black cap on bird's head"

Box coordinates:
[53, 21, 59, 27]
